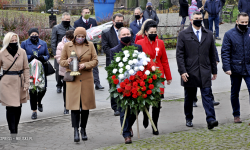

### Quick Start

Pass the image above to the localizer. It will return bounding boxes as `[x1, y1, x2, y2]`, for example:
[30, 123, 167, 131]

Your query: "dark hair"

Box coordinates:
[193, 11, 202, 16]
[143, 20, 157, 33]
[72, 36, 88, 45]
[65, 30, 74, 41]
[82, 7, 90, 12]
[237, 12, 249, 20]
[112, 13, 124, 21]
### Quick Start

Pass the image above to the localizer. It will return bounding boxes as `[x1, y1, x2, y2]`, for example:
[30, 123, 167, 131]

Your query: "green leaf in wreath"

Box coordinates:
[113, 92, 119, 98]
[109, 86, 117, 93]
[150, 95, 155, 100]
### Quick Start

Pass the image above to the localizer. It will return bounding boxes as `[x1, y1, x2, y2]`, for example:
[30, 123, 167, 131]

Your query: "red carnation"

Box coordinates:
[113, 79, 119, 85]
[138, 91, 142, 96]
[141, 86, 147, 91]
[132, 88, 137, 94]
[125, 85, 132, 90]
[153, 74, 157, 80]
[149, 84, 154, 89]
[142, 94, 147, 98]
[120, 82, 126, 88]
[132, 94, 138, 98]
[112, 75, 116, 79]
[147, 90, 152, 95]
[130, 75, 135, 81]
[124, 78, 130, 84]
[136, 79, 140, 83]
[148, 78, 153, 83]
[143, 74, 147, 79]
[137, 71, 143, 76]
[126, 92, 131, 97]
[117, 88, 123, 93]
[133, 82, 138, 87]
[140, 81, 145, 87]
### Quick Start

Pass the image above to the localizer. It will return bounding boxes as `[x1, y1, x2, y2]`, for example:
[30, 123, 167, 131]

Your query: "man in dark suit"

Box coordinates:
[74, 7, 104, 90]
[110, 27, 143, 144]
[176, 11, 219, 129]
[51, 12, 74, 93]
[130, 7, 145, 40]
[102, 13, 133, 116]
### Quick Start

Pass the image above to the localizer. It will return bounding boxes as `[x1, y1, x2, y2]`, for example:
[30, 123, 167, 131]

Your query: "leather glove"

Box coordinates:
[37, 56, 46, 63]
[28, 55, 38, 62]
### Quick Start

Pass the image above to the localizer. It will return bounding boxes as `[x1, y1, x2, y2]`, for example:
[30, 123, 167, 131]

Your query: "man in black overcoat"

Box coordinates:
[176, 11, 219, 129]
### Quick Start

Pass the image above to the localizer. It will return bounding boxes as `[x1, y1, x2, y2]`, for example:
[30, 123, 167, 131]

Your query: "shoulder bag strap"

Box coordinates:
[1, 55, 19, 77]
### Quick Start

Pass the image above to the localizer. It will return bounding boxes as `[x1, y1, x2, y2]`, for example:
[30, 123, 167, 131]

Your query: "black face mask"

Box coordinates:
[238, 24, 248, 32]
[8, 43, 18, 51]
[148, 34, 157, 41]
[147, 6, 152, 10]
[121, 36, 131, 44]
[115, 22, 123, 29]
[62, 21, 71, 28]
[193, 20, 203, 27]
[135, 15, 141, 20]
[30, 36, 39, 44]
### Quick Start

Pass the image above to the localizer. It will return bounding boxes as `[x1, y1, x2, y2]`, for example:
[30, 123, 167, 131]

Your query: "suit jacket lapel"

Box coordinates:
[110, 27, 118, 46]
[200, 27, 207, 45]
[191, 32, 199, 43]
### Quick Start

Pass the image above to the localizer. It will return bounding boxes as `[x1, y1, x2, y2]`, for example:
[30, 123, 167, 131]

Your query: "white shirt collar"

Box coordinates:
[82, 17, 89, 23]
[137, 18, 143, 25]
[192, 25, 202, 42]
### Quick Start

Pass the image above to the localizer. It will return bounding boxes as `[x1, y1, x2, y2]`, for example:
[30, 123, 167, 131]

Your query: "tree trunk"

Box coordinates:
[127, 0, 137, 8]
[139, 0, 147, 10]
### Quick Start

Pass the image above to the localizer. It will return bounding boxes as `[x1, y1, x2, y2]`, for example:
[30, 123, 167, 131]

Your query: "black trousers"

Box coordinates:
[29, 89, 46, 111]
[63, 80, 66, 107]
[6, 105, 22, 134]
[143, 101, 161, 128]
[203, 19, 209, 30]
[93, 44, 101, 85]
[193, 88, 215, 102]
[71, 102, 89, 128]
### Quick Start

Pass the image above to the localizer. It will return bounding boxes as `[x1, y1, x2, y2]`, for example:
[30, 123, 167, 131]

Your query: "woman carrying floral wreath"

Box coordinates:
[136, 20, 172, 135]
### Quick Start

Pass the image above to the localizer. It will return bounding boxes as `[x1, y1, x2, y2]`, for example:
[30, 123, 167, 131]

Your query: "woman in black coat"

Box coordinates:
[179, 0, 189, 29]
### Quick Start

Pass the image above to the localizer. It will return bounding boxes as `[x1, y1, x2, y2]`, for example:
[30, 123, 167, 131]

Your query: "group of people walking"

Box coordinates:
[0, 1, 250, 146]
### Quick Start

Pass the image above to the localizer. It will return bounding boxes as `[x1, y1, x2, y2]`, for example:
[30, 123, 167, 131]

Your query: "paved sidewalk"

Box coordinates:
[0, 90, 250, 150]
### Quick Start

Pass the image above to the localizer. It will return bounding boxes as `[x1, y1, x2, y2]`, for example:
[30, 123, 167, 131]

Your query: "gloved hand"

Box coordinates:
[37, 56, 46, 63]
[28, 55, 38, 62]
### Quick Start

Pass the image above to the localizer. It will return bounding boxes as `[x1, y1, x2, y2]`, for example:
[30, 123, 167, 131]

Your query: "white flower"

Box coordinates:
[116, 57, 121, 62]
[119, 74, 124, 79]
[123, 57, 128, 62]
[139, 66, 144, 71]
[38, 78, 42, 82]
[112, 69, 118, 74]
[125, 65, 131, 70]
[141, 52, 146, 55]
[134, 50, 138, 53]
[123, 50, 129, 54]
[145, 70, 150, 75]
[138, 54, 143, 59]
[143, 61, 148, 66]
[29, 79, 33, 82]
[133, 53, 137, 57]
[118, 62, 124, 68]
[133, 59, 138, 64]
[128, 60, 133, 65]
[134, 66, 139, 71]
[119, 68, 123, 73]
[129, 69, 134, 75]
[125, 53, 130, 58]
[146, 57, 151, 62]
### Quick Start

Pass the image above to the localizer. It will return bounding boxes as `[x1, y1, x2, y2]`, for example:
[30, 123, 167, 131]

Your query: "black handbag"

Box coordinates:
[0, 56, 18, 80]
[43, 61, 55, 76]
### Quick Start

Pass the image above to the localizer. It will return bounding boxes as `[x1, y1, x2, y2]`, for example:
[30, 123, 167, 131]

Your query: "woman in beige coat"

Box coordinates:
[60, 27, 98, 142]
[200, 0, 209, 29]
[0, 32, 30, 134]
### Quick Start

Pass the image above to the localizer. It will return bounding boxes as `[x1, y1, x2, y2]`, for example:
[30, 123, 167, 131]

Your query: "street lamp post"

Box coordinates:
[161, 1, 166, 13]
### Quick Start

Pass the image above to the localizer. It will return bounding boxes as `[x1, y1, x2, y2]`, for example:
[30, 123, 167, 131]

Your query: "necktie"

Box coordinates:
[86, 20, 88, 24]
[139, 21, 142, 27]
[196, 31, 199, 42]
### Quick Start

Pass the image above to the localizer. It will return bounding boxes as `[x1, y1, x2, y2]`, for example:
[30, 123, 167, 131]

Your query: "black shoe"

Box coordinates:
[207, 120, 218, 130]
[64, 108, 69, 114]
[152, 127, 159, 135]
[31, 112, 37, 120]
[80, 128, 88, 141]
[193, 102, 197, 107]
[57, 87, 62, 93]
[216, 37, 221, 40]
[114, 110, 120, 116]
[38, 104, 43, 112]
[95, 84, 104, 90]
[74, 127, 80, 142]
[186, 120, 193, 127]
[213, 100, 220, 106]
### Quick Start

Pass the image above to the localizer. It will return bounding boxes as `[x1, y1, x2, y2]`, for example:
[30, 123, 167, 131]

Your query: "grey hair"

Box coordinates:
[118, 27, 130, 37]
[134, 7, 143, 14]
[191, 11, 203, 19]
[62, 12, 70, 19]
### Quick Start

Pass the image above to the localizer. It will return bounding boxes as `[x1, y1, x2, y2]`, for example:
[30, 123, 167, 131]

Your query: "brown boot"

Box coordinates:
[125, 136, 132, 144]
[234, 116, 242, 123]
